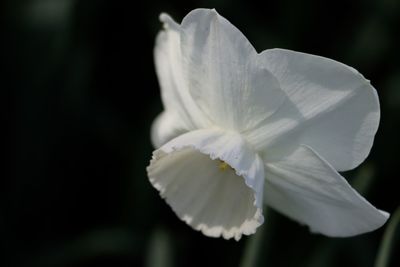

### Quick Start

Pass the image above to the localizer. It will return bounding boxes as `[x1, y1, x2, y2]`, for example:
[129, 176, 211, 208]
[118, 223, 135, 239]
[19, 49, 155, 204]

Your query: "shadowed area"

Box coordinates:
[148, 147, 262, 241]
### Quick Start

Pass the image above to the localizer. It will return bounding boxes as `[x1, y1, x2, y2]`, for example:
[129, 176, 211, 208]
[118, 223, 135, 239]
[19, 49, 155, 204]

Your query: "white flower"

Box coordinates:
[147, 8, 389, 241]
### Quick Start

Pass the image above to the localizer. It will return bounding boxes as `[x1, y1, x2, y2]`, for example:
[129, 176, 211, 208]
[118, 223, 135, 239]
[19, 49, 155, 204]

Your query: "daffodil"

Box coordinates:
[147, 8, 389, 240]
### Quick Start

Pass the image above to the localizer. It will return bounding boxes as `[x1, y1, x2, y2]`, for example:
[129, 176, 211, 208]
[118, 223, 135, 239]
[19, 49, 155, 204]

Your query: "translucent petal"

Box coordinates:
[147, 129, 265, 240]
[180, 9, 285, 131]
[264, 145, 389, 237]
[154, 13, 210, 131]
[246, 49, 380, 171]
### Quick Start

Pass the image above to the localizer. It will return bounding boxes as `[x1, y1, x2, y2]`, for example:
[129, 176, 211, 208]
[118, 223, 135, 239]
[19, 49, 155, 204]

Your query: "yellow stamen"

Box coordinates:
[218, 160, 229, 171]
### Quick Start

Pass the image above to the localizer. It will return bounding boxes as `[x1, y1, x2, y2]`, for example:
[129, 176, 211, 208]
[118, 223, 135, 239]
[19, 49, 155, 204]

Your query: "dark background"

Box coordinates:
[8, 0, 399, 266]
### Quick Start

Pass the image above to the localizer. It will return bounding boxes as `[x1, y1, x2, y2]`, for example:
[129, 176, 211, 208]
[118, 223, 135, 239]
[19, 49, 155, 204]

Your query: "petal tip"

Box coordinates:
[159, 12, 170, 23]
[182, 8, 221, 26]
[380, 210, 390, 219]
[159, 12, 179, 30]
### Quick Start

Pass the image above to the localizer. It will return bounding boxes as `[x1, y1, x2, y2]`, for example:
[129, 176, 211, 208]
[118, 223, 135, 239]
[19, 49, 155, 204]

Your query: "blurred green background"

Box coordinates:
[9, 0, 399, 266]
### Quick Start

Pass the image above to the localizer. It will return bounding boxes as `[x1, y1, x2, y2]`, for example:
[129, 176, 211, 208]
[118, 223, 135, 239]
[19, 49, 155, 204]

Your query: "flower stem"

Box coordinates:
[240, 207, 269, 267]
[374, 206, 400, 267]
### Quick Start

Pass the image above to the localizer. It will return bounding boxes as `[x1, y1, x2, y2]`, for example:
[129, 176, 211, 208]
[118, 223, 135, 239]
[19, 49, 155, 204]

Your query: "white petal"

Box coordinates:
[180, 9, 285, 131]
[147, 129, 265, 240]
[246, 49, 380, 171]
[154, 13, 210, 131]
[264, 145, 389, 237]
[151, 111, 187, 148]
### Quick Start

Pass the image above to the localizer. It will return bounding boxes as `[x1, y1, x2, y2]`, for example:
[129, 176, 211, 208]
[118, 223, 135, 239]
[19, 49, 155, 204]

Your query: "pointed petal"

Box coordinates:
[147, 129, 265, 240]
[247, 49, 380, 171]
[264, 145, 389, 237]
[154, 13, 210, 131]
[180, 9, 285, 131]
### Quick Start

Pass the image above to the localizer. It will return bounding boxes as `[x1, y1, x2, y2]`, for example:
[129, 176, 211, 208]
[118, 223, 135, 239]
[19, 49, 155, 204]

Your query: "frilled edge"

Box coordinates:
[147, 137, 265, 241]
[148, 147, 264, 241]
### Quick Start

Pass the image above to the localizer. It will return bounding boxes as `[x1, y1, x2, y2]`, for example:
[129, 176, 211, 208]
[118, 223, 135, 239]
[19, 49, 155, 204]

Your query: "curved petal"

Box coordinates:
[180, 9, 286, 131]
[147, 129, 265, 240]
[154, 13, 210, 131]
[246, 49, 380, 171]
[151, 111, 187, 148]
[263, 145, 389, 237]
